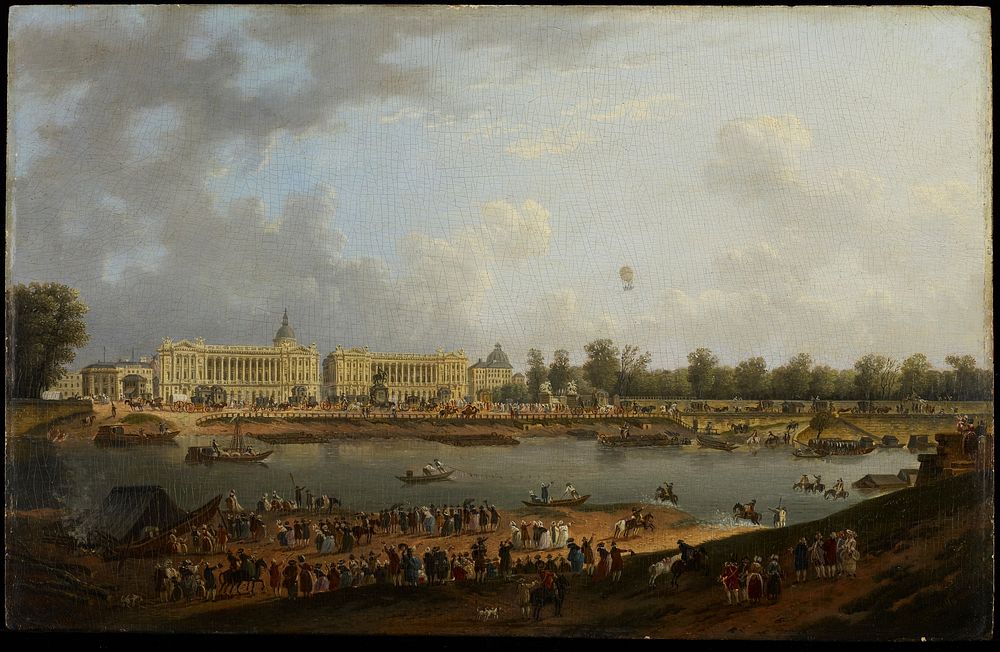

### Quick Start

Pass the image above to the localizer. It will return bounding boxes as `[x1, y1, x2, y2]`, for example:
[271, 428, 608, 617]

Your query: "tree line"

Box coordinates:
[494, 341, 992, 403]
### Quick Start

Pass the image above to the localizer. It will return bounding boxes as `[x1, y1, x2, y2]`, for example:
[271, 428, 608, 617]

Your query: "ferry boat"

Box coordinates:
[93, 423, 178, 447]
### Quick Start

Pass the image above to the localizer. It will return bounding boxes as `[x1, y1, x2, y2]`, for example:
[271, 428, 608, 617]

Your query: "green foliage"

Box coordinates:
[686, 347, 718, 398]
[809, 410, 834, 436]
[771, 352, 814, 399]
[709, 365, 736, 399]
[853, 353, 900, 400]
[735, 356, 769, 398]
[493, 382, 530, 403]
[615, 344, 651, 396]
[583, 339, 619, 393]
[525, 348, 547, 402]
[547, 349, 571, 394]
[900, 353, 932, 398]
[8, 282, 90, 398]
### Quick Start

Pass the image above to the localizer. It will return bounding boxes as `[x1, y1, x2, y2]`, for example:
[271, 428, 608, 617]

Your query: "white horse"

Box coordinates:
[649, 554, 682, 587]
[613, 519, 627, 539]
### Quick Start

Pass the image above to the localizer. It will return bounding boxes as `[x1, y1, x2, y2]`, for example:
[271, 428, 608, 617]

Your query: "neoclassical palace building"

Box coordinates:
[467, 343, 514, 402]
[323, 346, 469, 404]
[155, 310, 320, 405]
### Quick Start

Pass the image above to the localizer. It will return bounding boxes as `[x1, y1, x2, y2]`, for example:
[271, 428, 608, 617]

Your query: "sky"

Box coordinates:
[7, 6, 993, 373]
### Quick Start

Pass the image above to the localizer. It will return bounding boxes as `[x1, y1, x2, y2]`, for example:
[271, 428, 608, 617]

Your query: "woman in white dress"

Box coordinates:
[840, 530, 859, 578]
[538, 521, 552, 549]
[558, 521, 570, 548]
[510, 521, 523, 549]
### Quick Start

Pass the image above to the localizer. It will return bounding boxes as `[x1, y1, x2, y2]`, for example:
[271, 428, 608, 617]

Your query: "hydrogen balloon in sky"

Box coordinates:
[619, 265, 634, 291]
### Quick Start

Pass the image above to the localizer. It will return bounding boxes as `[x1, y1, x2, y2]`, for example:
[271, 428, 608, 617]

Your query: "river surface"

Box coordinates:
[55, 435, 928, 529]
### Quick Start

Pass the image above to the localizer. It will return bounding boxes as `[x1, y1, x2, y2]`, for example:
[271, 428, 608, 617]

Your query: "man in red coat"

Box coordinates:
[823, 532, 839, 579]
[610, 542, 634, 583]
[720, 560, 741, 604]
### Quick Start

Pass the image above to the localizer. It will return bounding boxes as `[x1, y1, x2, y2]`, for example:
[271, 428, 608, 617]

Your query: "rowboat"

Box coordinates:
[396, 469, 455, 483]
[696, 434, 739, 451]
[106, 494, 223, 560]
[521, 494, 590, 508]
[93, 424, 179, 447]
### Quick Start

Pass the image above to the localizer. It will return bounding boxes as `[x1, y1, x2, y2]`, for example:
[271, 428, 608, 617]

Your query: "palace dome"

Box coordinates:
[273, 309, 297, 346]
[484, 343, 512, 369]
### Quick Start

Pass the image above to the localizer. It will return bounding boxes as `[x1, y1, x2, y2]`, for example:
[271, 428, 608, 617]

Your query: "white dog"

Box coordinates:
[477, 606, 501, 621]
[120, 594, 143, 608]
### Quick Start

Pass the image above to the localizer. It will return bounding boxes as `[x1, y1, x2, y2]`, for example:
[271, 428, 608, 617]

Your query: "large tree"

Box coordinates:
[548, 349, 571, 394]
[945, 354, 979, 400]
[900, 353, 932, 399]
[710, 365, 737, 399]
[583, 339, 619, 393]
[853, 354, 899, 400]
[615, 344, 651, 396]
[493, 382, 530, 403]
[686, 348, 718, 398]
[525, 349, 547, 402]
[735, 356, 769, 398]
[809, 365, 839, 399]
[772, 353, 813, 399]
[8, 282, 90, 398]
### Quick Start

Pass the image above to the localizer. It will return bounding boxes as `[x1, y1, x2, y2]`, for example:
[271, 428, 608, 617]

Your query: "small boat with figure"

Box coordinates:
[397, 461, 455, 483]
[697, 433, 739, 451]
[93, 423, 179, 447]
[186, 421, 272, 463]
[521, 494, 590, 508]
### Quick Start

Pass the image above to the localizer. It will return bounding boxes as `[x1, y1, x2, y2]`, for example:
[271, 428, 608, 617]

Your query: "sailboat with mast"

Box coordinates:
[185, 419, 273, 463]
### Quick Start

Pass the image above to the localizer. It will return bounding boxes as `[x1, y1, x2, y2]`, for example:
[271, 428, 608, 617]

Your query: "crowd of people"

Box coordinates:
[719, 529, 860, 607]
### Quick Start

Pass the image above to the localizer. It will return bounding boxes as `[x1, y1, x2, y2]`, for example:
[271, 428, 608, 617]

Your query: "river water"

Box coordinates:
[55, 435, 926, 529]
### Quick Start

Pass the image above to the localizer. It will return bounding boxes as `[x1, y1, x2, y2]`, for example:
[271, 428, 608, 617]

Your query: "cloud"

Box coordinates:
[588, 94, 677, 123]
[478, 199, 552, 260]
[506, 128, 597, 159]
[707, 114, 813, 191]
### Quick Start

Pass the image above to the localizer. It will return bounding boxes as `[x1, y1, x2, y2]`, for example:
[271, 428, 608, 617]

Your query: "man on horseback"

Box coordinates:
[797, 474, 810, 490]
[677, 538, 695, 563]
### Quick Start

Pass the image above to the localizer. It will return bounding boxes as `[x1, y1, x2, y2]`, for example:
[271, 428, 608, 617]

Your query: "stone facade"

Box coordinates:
[155, 310, 320, 405]
[323, 346, 468, 404]
[46, 371, 83, 398]
[80, 360, 154, 400]
[468, 343, 514, 402]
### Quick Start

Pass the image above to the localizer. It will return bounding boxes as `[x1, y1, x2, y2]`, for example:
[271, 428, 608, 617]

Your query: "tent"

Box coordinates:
[88, 485, 191, 544]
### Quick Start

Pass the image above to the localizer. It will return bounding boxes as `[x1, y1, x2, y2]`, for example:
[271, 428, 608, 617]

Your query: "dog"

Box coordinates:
[477, 606, 501, 621]
[120, 594, 143, 608]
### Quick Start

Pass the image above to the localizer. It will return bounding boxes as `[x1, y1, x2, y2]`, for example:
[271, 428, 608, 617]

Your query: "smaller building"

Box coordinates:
[511, 372, 526, 386]
[468, 343, 514, 402]
[80, 358, 155, 400]
[45, 371, 83, 398]
[853, 468, 919, 489]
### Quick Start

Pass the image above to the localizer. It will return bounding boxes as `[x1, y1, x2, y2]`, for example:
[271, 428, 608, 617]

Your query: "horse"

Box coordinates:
[665, 548, 709, 588]
[530, 574, 568, 620]
[313, 495, 341, 513]
[648, 554, 679, 587]
[220, 557, 268, 597]
[824, 488, 849, 501]
[732, 504, 762, 525]
[655, 487, 679, 505]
